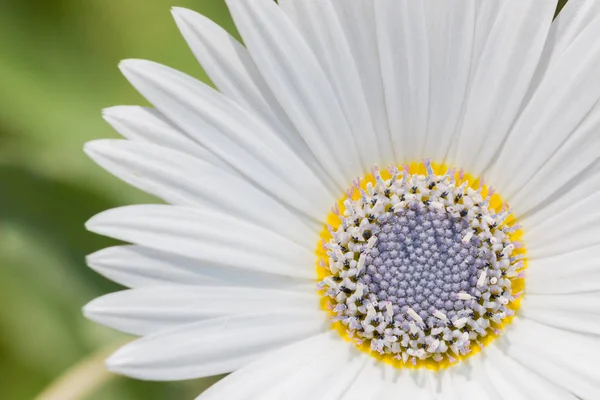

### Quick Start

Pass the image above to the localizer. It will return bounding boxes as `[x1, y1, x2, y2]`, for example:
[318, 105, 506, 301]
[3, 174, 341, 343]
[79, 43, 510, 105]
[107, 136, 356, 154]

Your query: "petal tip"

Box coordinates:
[118, 59, 154, 77]
[85, 209, 112, 233]
[102, 105, 128, 120]
[171, 6, 193, 18]
[81, 301, 98, 320]
[83, 140, 102, 158]
[85, 248, 107, 269]
[105, 349, 129, 373]
[83, 139, 115, 159]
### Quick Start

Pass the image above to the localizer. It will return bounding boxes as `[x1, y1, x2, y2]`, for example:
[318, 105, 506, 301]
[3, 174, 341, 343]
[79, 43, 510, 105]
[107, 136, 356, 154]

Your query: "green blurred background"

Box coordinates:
[0, 0, 569, 399]
[0, 0, 237, 398]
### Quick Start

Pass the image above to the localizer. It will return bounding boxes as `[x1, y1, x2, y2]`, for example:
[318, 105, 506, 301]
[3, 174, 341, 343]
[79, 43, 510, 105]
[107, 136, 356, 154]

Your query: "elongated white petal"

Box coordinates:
[338, 359, 387, 400]
[171, 7, 341, 192]
[329, 0, 395, 166]
[87, 245, 313, 290]
[526, 245, 600, 294]
[340, 360, 438, 400]
[483, 344, 577, 400]
[106, 312, 326, 380]
[170, 8, 303, 152]
[491, 14, 600, 199]
[85, 139, 320, 245]
[529, 0, 600, 95]
[520, 161, 600, 229]
[421, 0, 476, 162]
[225, 0, 362, 186]
[86, 205, 315, 279]
[197, 333, 339, 400]
[280, 0, 380, 169]
[84, 286, 318, 335]
[312, 353, 368, 400]
[434, 361, 497, 400]
[520, 293, 600, 335]
[508, 101, 600, 218]
[256, 340, 364, 400]
[470, 1, 502, 62]
[102, 106, 229, 170]
[119, 59, 335, 219]
[502, 317, 600, 399]
[375, 0, 429, 162]
[451, 0, 556, 176]
[525, 192, 600, 258]
[378, 368, 436, 399]
[171, 7, 286, 130]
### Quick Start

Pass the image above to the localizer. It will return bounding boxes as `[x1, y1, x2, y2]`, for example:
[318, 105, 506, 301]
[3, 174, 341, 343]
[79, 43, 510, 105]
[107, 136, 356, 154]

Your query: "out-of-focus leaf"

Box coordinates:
[0, 165, 123, 293]
[0, 227, 88, 398]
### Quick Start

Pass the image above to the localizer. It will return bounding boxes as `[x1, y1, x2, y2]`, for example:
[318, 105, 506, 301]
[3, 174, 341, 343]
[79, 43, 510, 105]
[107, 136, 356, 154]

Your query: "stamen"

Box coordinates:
[407, 307, 424, 324]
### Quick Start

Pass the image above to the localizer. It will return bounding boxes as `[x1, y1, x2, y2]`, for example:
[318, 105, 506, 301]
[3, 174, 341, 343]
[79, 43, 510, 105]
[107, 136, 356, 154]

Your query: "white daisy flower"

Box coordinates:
[84, 0, 600, 399]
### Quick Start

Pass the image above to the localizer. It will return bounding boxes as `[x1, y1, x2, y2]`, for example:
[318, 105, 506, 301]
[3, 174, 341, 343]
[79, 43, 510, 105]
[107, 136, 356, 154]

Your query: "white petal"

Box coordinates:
[501, 317, 600, 399]
[102, 106, 229, 170]
[171, 7, 288, 132]
[344, 357, 494, 400]
[524, 191, 600, 258]
[375, 0, 429, 162]
[450, 0, 556, 176]
[490, 14, 600, 199]
[520, 292, 600, 335]
[315, 353, 369, 400]
[519, 161, 600, 229]
[280, 0, 381, 169]
[421, 0, 476, 162]
[529, 0, 600, 95]
[338, 358, 387, 400]
[86, 205, 315, 279]
[526, 245, 600, 294]
[170, 8, 314, 160]
[85, 139, 320, 243]
[258, 340, 365, 400]
[197, 332, 339, 400]
[106, 312, 326, 380]
[87, 245, 313, 289]
[378, 369, 435, 399]
[470, 1, 503, 63]
[84, 286, 318, 335]
[445, 0, 504, 167]
[172, 7, 339, 193]
[119, 59, 335, 219]
[433, 361, 497, 400]
[225, 0, 362, 186]
[329, 0, 395, 166]
[341, 361, 435, 400]
[507, 102, 600, 218]
[483, 344, 577, 400]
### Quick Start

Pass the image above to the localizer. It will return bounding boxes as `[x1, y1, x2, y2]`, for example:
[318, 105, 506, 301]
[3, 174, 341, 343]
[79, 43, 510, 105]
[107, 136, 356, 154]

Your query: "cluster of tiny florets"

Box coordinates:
[319, 161, 523, 365]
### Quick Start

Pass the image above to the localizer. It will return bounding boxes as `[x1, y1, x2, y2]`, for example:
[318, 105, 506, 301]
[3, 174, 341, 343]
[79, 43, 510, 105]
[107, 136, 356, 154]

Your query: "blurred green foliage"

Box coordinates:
[0, 0, 234, 398]
[0, 0, 570, 399]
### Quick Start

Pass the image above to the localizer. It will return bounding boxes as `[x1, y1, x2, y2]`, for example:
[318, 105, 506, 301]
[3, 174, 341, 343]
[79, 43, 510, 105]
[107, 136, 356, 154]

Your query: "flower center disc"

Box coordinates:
[317, 161, 525, 369]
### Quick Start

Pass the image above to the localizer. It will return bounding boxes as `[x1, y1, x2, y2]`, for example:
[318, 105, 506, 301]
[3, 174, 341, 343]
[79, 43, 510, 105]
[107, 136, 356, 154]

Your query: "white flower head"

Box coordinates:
[84, 1, 600, 399]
